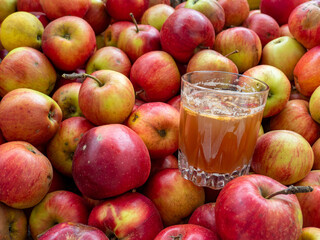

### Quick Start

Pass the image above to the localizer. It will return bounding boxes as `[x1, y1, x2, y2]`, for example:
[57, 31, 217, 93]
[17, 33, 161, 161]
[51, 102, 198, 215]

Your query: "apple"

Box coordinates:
[130, 51, 181, 102]
[299, 227, 320, 239]
[175, 2, 187, 9]
[85, 46, 131, 77]
[17, 0, 42, 11]
[269, 99, 320, 145]
[150, 154, 178, 176]
[0, 88, 62, 146]
[42, 16, 96, 72]
[309, 86, 320, 125]
[280, 24, 294, 37]
[29, 190, 89, 239]
[261, 36, 307, 81]
[167, 95, 181, 112]
[185, 0, 225, 34]
[103, 21, 134, 47]
[215, 174, 303, 240]
[218, 0, 249, 27]
[149, 0, 170, 7]
[294, 46, 320, 97]
[154, 224, 218, 240]
[105, 0, 148, 21]
[312, 138, 320, 170]
[0, 0, 17, 22]
[290, 85, 310, 101]
[0, 47, 57, 97]
[72, 124, 151, 199]
[88, 192, 163, 240]
[0, 141, 53, 209]
[143, 168, 205, 226]
[288, 0, 320, 49]
[46, 117, 94, 177]
[214, 27, 262, 73]
[141, 4, 175, 31]
[30, 11, 50, 28]
[54, 68, 86, 89]
[243, 64, 291, 118]
[48, 168, 67, 193]
[95, 33, 105, 50]
[247, 0, 261, 10]
[160, 8, 215, 63]
[38, 222, 109, 240]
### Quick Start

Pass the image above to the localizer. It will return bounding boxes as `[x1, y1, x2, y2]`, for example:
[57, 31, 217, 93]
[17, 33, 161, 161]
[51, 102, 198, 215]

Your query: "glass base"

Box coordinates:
[178, 150, 251, 189]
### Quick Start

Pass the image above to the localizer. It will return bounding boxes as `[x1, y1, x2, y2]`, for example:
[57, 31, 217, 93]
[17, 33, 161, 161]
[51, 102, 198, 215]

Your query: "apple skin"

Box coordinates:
[105, 0, 148, 21]
[0, 88, 62, 146]
[218, 0, 249, 27]
[17, 0, 42, 11]
[288, 0, 320, 50]
[85, 46, 131, 77]
[175, 2, 187, 9]
[299, 227, 320, 240]
[214, 27, 262, 73]
[0, 141, 53, 209]
[269, 99, 320, 145]
[29, 190, 89, 239]
[0, 202, 27, 240]
[167, 95, 181, 112]
[280, 24, 294, 37]
[38, 222, 109, 240]
[42, 16, 96, 72]
[88, 192, 163, 240]
[215, 174, 303, 240]
[309, 86, 320, 125]
[160, 8, 215, 64]
[103, 21, 134, 47]
[0, 0, 17, 22]
[130, 51, 181, 102]
[141, 4, 175, 31]
[294, 46, 320, 97]
[0, 47, 57, 97]
[312, 138, 320, 170]
[143, 168, 205, 226]
[30, 11, 50, 28]
[126, 102, 180, 160]
[149, 0, 170, 7]
[72, 124, 151, 199]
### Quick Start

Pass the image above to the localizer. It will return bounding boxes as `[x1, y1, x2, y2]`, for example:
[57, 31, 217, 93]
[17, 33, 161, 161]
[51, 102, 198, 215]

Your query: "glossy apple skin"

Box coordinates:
[215, 174, 303, 240]
[141, 4, 175, 31]
[88, 192, 163, 240]
[154, 224, 218, 240]
[72, 124, 151, 199]
[160, 8, 215, 63]
[218, 0, 249, 27]
[269, 99, 320, 145]
[17, 0, 42, 12]
[104, 21, 134, 47]
[288, 0, 320, 50]
[0, 141, 53, 209]
[130, 51, 181, 102]
[106, 0, 148, 21]
[299, 227, 320, 239]
[42, 16, 96, 72]
[167, 95, 181, 112]
[38, 222, 109, 240]
[150, 154, 178, 176]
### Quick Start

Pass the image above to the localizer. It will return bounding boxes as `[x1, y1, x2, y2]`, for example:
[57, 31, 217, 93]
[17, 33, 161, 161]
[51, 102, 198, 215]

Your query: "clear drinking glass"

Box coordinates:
[178, 71, 269, 189]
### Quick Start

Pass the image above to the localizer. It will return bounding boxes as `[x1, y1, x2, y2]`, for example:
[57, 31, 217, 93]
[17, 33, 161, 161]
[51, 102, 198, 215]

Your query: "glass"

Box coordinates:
[178, 71, 269, 189]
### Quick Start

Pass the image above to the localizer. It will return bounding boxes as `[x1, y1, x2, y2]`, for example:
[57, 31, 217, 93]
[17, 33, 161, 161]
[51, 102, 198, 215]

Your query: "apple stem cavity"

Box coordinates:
[130, 12, 139, 33]
[170, 234, 183, 240]
[62, 73, 103, 87]
[265, 185, 313, 199]
[224, 49, 239, 58]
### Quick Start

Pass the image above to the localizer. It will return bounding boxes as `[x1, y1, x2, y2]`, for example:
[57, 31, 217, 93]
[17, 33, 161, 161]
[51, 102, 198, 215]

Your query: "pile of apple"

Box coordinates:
[0, 0, 320, 239]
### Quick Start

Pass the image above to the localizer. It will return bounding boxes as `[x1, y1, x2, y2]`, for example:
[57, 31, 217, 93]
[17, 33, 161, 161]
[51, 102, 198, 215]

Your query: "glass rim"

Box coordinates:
[181, 70, 270, 95]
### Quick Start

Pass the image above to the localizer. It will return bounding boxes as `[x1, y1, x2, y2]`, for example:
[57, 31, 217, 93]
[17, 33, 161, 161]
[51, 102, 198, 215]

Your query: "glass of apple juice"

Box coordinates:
[178, 71, 269, 189]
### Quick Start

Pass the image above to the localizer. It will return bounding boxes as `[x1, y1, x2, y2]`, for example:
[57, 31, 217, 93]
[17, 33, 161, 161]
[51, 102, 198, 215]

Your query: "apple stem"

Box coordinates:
[135, 89, 144, 96]
[224, 49, 239, 58]
[170, 234, 182, 240]
[130, 13, 139, 33]
[265, 185, 313, 199]
[62, 73, 103, 87]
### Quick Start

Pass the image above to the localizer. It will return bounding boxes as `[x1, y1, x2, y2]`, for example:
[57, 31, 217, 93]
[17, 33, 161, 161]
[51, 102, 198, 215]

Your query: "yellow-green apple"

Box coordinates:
[280, 24, 294, 37]
[38, 222, 109, 240]
[269, 99, 320, 145]
[261, 36, 307, 81]
[76, 70, 135, 125]
[150, 154, 178, 176]
[103, 21, 134, 47]
[243, 65, 291, 118]
[0, 88, 62, 146]
[186, 49, 238, 73]
[0, 0, 17, 22]
[0, 141, 53, 209]
[149, 0, 170, 7]
[214, 27, 262, 73]
[185, 0, 225, 34]
[154, 224, 218, 240]
[309, 86, 320, 124]
[105, 0, 148, 21]
[295, 170, 320, 227]
[258, 124, 264, 137]
[143, 168, 205, 226]
[85, 46, 131, 77]
[39, 0, 90, 20]
[247, 0, 261, 9]
[299, 227, 320, 240]
[88, 192, 163, 240]
[260, 0, 309, 26]
[46, 117, 94, 177]
[17, 0, 42, 11]
[95, 33, 105, 50]
[288, 1, 320, 49]
[312, 138, 320, 170]
[126, 102, 179, 159]
[118, 21, 161, 63]
[160, 8, 215, 63]
[30, 11, 50, 28]
[141, 4, 175, 31]
[218, 0, 249, 27]
[42, 16, 96, 72]
[294, 46, 320, 97]
[83, 0, 111, 35]
[72, 124, 151, 199]
[167, 95, 180, 112]
[215, 174, 304, 240]
[0, 11, 43, 51]
[29, 190, 89, 239]
[130, 51, 181, 102]
[0, 47, 56, 97]
[251, 130, 314, 185]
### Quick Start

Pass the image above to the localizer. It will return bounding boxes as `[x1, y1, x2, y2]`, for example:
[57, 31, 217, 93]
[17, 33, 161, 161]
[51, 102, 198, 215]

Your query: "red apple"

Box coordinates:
[312, 138, 320, 170]
[149, 0, 170, 7]
[218, 0, 249, 27]
[160, 8, 215, 63]
[48, 169, 67, 193]
[150, 154, 178, 176]
[105, 0, 148, 21]
[167, 95, 181, 112]
[279, 24, 294, 37]
[103, 21, 134, 47]
[141, 4, 175, 31]
[299, 227, 320, 239]
[30, 11, 50, 28]
[0, 141, 53, 209]
[17, 0, 42, 12]
[175, 2, 187, 9]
